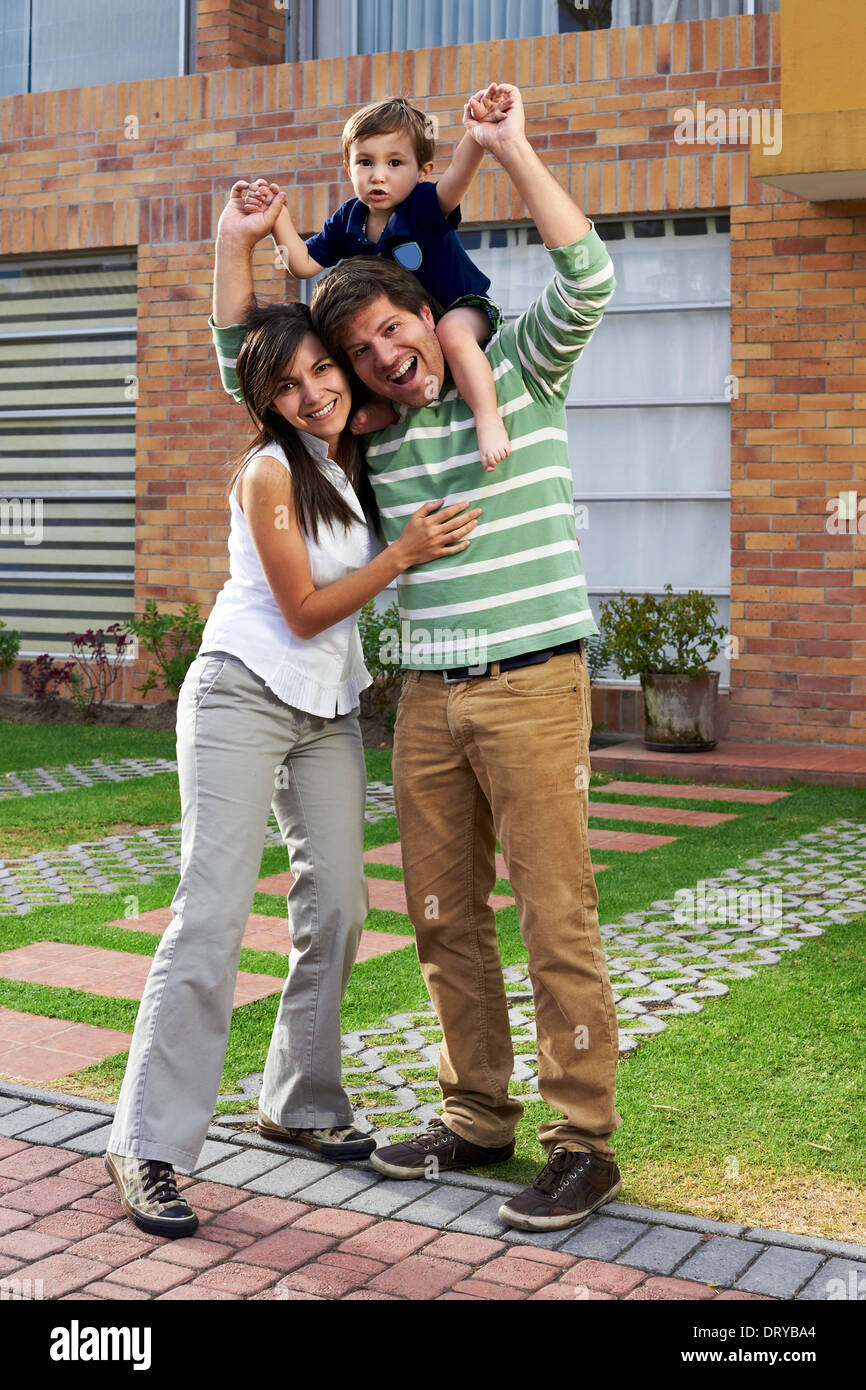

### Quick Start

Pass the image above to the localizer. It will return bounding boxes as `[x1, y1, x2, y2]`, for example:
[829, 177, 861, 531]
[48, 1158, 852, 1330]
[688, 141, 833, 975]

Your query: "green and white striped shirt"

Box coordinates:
[211, 221, 615, 669]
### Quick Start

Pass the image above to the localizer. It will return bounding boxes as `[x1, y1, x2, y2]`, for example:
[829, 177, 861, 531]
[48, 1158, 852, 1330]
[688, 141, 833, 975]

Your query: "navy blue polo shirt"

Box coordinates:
[304, 180, 490, 310]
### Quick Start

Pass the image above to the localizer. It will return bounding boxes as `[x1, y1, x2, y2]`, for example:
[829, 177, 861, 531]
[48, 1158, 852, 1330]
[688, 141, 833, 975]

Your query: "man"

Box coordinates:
[212, 83, 622, 1232]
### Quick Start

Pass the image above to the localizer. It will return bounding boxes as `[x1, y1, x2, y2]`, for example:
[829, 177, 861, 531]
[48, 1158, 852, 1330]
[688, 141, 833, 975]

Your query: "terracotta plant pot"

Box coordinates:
[640, 671, 720, 751]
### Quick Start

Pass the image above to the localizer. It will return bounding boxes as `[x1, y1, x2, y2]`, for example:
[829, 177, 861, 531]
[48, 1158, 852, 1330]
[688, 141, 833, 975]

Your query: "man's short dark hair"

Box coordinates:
[311, 257, 443, 361]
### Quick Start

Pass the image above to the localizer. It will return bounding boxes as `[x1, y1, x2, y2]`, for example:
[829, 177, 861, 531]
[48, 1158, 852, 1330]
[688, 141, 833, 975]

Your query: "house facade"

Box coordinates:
[1, 0, 863, 748]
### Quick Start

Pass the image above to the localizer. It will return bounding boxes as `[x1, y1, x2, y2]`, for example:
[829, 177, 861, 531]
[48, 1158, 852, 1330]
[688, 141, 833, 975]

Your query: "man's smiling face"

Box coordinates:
[339, 295, 446, 408]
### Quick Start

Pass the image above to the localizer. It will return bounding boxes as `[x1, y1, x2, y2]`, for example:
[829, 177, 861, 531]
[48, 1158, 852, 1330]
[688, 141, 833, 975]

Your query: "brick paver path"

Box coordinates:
[0, 1136, 783, 1302]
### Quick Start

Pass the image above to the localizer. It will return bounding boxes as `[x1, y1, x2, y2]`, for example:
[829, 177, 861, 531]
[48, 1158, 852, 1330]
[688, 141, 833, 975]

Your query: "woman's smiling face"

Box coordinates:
[270, 333, 352, 447]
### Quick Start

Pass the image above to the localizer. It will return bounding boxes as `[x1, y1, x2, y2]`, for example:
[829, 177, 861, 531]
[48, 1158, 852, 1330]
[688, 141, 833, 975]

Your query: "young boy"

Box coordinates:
[243, 86, 512, 471]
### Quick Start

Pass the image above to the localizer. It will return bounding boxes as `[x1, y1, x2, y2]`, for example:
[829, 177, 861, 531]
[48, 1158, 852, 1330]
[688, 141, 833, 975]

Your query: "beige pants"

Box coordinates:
[108, 652, 368, 1171]
[393, 650, 622, 1158]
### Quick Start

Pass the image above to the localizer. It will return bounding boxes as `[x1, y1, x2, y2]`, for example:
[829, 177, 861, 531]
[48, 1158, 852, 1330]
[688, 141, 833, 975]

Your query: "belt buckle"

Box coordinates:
[443, 662, 489, 684]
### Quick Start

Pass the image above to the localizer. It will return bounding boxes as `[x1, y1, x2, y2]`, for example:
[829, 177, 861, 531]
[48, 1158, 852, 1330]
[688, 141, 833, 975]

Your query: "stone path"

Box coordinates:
[0, 782, 397, 916]
[194, 818, 865, 1142]
[0, 758, 179, 800]
[1, 1090, 864, 1301]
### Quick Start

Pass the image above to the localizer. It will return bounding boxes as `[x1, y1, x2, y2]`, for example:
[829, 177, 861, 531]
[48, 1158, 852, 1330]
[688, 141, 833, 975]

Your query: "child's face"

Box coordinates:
[345, 130, 433, 216]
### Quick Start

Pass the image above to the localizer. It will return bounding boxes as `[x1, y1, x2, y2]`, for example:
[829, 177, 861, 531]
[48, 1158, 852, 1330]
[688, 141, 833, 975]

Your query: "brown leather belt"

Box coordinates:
[440, 637, 584, 684]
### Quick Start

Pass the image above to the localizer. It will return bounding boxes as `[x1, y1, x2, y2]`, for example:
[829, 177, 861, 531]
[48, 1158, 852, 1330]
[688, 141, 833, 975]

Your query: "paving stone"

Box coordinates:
[291, 1167, 381, 1206]
[196, 1149, 289, 1187]
[676, 1235, 764, 1287]
[796, 1257, 866, 1302]
[607, 1202, 747, 1237]
[367, 1253, 473, 1299]
[423, 1232, 507, 1264]
[735, 1247, 825, 1298]
[559, 1216, 650, 1261]
[614, 1224, 703, 1274]
[0, 1100, 27, 1118]
[473, 1253, 560, 1291]
[0, 1146, 81, 1182]
[291, 1209, 377, 1239]
[8, 1252, 112, 1298]
[337, 1218, 439, 1264]
[744, 1227, 866, 1262]
[58, 1124, 116, 1156]
[188, 1140, 239, 1174]
[0, 1105, 66, 1136]
[392, 1185, 485, 1227]
[243, 1159, 337, 1198]
[563, 1259, 648, 1296]
[11, 1112, 109, 1146]
[211, 1195, 309, 1235]
[342, 1177, 432, 1217]
[625, 1275, 716, 1301]
[435, 1194, 510, 1239]
[229, 1227, 333, 1274]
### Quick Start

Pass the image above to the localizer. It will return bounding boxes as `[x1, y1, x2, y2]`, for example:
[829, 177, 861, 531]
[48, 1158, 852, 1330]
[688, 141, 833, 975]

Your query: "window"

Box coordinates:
[610, 0, 779, 23]
[288, 0, 779, 58]
[0, 0, 192, 98]
[0, 251, 137, 656]
[462, 215, 733, 684]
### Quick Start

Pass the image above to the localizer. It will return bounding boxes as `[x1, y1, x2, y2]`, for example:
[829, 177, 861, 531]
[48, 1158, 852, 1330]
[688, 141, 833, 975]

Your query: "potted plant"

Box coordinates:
[598, 585, 728, 751]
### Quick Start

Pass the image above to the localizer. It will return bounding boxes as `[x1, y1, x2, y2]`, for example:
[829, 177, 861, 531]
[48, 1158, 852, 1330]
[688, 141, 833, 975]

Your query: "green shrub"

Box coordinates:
[125, 599, 205, 697]
[358, 598, 403, 729]
[599, 585, 727, 679]
[0, 619, 21, 673]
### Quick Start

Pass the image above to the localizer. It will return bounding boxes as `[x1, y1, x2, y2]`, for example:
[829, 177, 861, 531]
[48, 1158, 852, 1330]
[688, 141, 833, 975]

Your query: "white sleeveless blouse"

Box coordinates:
[199, 435, 379, 717]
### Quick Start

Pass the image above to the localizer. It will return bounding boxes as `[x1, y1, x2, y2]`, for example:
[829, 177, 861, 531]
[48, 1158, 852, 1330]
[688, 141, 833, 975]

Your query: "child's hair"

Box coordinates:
[227, 301, 380, 542]
[341, 96, 435, 168]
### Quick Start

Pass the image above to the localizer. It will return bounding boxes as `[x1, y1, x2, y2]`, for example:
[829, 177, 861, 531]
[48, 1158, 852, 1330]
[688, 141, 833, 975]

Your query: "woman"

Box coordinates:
[103, 191, 481, 1238]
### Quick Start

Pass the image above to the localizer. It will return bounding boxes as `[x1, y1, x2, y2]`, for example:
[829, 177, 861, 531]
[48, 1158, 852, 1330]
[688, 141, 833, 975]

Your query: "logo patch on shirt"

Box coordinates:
[392, 241, 423, 272]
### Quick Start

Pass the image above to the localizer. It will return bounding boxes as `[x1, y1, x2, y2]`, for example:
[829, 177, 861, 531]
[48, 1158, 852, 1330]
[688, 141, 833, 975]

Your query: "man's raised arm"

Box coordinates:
[464, 83, 614, 401]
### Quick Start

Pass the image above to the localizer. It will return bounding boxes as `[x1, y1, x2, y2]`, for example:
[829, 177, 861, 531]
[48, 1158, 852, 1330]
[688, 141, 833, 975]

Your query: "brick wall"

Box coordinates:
[2, 9, 861, 743]
[730, 200, 866, 747]
[195, 0, 286, 73]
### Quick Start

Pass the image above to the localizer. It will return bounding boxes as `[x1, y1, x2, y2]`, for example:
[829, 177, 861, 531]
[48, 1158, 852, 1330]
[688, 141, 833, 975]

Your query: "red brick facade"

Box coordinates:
[195, 0, 286, 73]
[0, 5, 863, 744]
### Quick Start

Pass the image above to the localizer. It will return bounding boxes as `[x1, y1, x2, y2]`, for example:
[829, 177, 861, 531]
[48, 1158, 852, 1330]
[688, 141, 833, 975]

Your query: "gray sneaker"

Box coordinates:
[104, 1152, 199, 1238]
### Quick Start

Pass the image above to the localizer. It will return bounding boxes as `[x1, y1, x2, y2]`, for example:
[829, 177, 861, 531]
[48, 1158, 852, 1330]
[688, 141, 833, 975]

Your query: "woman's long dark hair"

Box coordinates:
[227, 301, 381, 543]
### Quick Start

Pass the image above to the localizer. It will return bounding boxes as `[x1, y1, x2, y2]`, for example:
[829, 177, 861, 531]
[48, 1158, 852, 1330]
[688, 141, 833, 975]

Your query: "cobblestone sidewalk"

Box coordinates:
[1, 1089, 864, 1301]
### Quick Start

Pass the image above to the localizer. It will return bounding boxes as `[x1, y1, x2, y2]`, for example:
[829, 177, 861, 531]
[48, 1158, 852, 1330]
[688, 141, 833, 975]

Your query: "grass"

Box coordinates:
[1, 722, 864, 1239]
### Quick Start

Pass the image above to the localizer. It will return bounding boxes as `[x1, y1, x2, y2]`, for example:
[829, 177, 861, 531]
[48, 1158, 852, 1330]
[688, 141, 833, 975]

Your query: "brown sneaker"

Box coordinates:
[257, 1111, 375, 1160]
[368, 1117, 514, 1179]
[498, 1148, 621, 1232]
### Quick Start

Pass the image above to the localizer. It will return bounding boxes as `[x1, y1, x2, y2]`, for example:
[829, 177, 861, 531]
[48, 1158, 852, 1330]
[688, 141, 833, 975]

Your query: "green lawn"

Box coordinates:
[1, 721, 864, 1240]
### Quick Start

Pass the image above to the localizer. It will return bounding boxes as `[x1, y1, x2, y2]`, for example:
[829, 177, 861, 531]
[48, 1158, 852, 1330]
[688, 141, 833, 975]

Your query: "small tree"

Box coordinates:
[124, 600, 205, 697]
[67, 623, 130, 711]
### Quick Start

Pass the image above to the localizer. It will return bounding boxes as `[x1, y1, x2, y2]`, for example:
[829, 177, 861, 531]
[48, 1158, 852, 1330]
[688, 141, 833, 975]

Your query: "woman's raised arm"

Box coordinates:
[213, 181, 287, 328]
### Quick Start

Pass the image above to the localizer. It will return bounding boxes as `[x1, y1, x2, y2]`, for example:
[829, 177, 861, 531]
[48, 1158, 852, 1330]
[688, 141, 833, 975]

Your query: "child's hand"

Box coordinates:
[242, 178, 282, 215]
[464, 83, 524, 150]
[217, 180, 286, 245]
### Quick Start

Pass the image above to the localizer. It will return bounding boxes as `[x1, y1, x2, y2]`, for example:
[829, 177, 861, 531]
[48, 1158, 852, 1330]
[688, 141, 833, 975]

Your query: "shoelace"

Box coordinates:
[143, 1161, 184, 1207]
[531, 1148, 591, 1196]
[409, 1120, 452, 1151]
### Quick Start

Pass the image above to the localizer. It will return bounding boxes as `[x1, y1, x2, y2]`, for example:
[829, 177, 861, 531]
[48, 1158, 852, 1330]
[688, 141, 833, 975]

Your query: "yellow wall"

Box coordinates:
[782, 0, 866, 115]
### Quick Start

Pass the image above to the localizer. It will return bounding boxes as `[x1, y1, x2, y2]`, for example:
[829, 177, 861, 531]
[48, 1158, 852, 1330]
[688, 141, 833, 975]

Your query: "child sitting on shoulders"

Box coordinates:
[244, 85, 513, 472]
